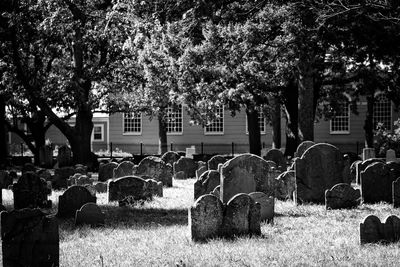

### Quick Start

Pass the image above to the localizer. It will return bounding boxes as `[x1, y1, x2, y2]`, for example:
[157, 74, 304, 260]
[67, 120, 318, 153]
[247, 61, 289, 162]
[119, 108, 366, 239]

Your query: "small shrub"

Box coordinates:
[374, 119, 400, 157]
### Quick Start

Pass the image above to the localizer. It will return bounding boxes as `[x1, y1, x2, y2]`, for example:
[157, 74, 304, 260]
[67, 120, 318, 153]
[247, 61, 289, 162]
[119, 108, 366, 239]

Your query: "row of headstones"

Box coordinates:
[360, 215, 400, 244]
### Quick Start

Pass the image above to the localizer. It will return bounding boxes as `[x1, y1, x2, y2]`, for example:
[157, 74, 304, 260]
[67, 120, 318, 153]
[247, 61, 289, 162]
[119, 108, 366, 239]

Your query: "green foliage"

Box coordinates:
[374, 119, 400, 157]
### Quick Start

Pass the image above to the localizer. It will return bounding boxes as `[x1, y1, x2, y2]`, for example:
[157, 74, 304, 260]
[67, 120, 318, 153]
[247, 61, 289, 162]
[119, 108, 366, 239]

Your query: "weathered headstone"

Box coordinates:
[383, 215, 400, 243]
[161, 151, 181, 166]
[189, 194, 223, 241]
[275, 170, 296, 200]
[393, 178, 400, 208]
[360, 215, 383, 244]
[98, 162, 118, 182]
[362, 148, 375, 161]
[325, 183, 361, 209]
[196, 166, 208, 180]
[264, 149, 287, 171]
[249, 192, 274, 223]
[57, 145, 72, 167]
[136, 156, 172, 187]
[386, 149, 397, 163]
[53, 166, 75, 189]
[108, 176, 152, 202]
[295, 141, 315, 158]
[361, 162, 392, 204]
[295, 143, 347, 204]
[208, 155, 227, 171]
[387, 161, 400, 182]
[57, 186, 96, 218]
[1, 209, 59, 266]
[194, 170, 220, 200]
[75, 203, 105, 226]
[221, 154, 277, 203]
[174, 157, 198, 179]
[113, 161, 135, 178]
[145, 179, 163, 197]
[355, 158, 384, 185]
[94, 182, 108, 193]
[39, 144, 54, 168]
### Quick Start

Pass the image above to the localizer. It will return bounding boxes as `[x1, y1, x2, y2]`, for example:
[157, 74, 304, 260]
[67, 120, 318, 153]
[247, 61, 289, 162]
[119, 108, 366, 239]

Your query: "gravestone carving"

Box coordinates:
[53, 167, 75, 189]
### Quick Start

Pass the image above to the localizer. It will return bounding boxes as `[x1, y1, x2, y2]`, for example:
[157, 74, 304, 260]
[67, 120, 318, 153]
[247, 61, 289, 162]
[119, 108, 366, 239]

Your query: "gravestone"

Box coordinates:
[39, 144, 54, 168]
[57, 186, 96, 218]
[362, 148, 375, 161]
[186, 146, 196, 159]
[12, 172, 52, 209]
[325, 183, 361, 209]
[295, 141, 315, 158]
[383, 215, 400, 243]
[196, 166, 208, 180]
[361, 162, 392, 204]
[174, 171, 186, 180]
[57, 145, 72, 167]
[211, 185, 221, 199]
[53, 167, 75, 189]
[0, 209, 59, 267]
[393, 178, 400, 208]
[295, 143, 346, 204]
[275, 170, 296, 200]
[76, 175, 92, 186]
[136, 156, 173, 187]
[94, 182, 107, 193]
[386, 149, 397, 163]
[221, 154, 278, 203]
[189, 194, 224, 241]
[174, 157, 198, 179]
[350, 160, 361, 183]
[249, 192, 274, 223]
[161, 151, 181, 166]
[387, 161, 400, 181]
[360, 215, 400, 244]
[75, 203, 105, 226]
[68, 173, 82, 186]
[22, 163, 36, 174]
[194, 170, 220, 200]
[208, 155, 227, 171]
[84, 184, 96, 197]
[108, 176, 152, 202]
[113, 161, 135, 178]
[145, 179, 163, 197]
[37, 169, 52, 182]
[98, 162, 118, 182]
[356, 158, 384, 184]
[264, 149, 287, 171]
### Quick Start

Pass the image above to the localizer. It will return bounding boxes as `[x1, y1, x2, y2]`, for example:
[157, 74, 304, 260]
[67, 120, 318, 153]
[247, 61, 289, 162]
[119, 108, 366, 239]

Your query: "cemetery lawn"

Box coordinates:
[2, 180, 400, 267]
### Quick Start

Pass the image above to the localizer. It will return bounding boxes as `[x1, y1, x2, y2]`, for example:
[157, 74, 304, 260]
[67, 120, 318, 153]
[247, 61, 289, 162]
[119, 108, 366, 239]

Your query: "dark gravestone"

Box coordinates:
[57, 186, 96, 218]
[1, 209, 59, 267]
[387, 161, 400, 182]
[145, 179, 163, 197]
[360, 215, 400, 244]
[94, 182, 108, 193]
[136, 156, 172, 187]
[12, 172, 51, 210]
[295, 143, 347, 204]
[161, 151, 181, 166]
[194, 170, 220, 200]
[393, 178, 400, 208]
[249, 192, 274, 223]
[173, 157, 198, 179]
[350, 160, 361, 183]
[113, 161, 135, 178]
[361, 162, 392, 204]
[356, 158, 384, 185]
[108, 176, 151, 202]
[275, 170, 296, 200]
[57, 145, 72, 167]
[208, 155, 227, 171]
[98, 162, 118, 182]
[325, 183, 361, 210]
[22, 163, 36, 174]
[295, 141, 315, 158]
[189, 194, 224, 241]
[196, 166, 208, 180]
[264, 149, 287, 171]
[75, 203, 105, 226]
[53, 167, 75, 189]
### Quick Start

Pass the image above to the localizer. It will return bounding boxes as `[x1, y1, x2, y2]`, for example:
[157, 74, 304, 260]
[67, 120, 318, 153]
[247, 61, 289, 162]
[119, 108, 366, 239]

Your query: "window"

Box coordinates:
[373, 94, 392, 130]
[205, 106, 224, 135]
[167, 105, 183, 135]
[330, 102, 350, 134]
[123, 112, 142, 135]
[246, 108, 266, 134]
[92, 124, 104, 141]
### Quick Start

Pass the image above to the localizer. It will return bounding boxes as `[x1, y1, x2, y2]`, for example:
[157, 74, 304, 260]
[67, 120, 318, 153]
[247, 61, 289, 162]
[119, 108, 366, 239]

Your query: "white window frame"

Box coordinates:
[204, 106, 224, 135]
[167, 104, 183, 136]
[246, 108, 267, 135]
[122, 112, 142, 135]
[92, 124, 104, 142]
[373, 94, 392, 131]
[330, 102, 350, 135]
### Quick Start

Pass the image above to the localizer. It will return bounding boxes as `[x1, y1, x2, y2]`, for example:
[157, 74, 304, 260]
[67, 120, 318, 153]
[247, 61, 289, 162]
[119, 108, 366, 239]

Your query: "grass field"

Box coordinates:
[2, 179, 400, 267]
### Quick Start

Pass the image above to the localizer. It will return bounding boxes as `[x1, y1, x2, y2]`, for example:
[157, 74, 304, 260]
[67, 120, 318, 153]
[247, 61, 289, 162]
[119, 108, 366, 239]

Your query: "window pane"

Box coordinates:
[124, 112, 142, 133]
[167, 105, 183, 134]
[205, 106, 224, 134]
[330, 102, 350, 133]
[93, 125, 103, 140]
[373, 95, 392, 130]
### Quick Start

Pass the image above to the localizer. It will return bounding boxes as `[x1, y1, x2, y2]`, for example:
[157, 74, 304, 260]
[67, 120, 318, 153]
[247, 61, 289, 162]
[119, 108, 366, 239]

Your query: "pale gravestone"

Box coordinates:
[186, 146, 196, 159]
[57, 145, 72, 167]
[221, 154, 277, 203]
[113, 161, 135, 178]
[325, 183, 361, 209]
[57, 186, 96, 218]
[75, 203, 105, 226]
[208, 155, 227, 171]
[249, 192, 274, 223]
[108, 176, 152, 202]
[275, 170, 296, 200]
[12, 172, 51, 209]
[264, 148, 287, 171]
[98, 162, 118, 182]
[295, 141, 315, 158]
[161, 151, 181, 166]
[386, 149, 397, 163]
[295, 143, 347, 204]
[362, 148, 375, 161]
[135, 156, 172, 187]
[393, 178, 400, 208]
[360, 162, 392, 204]
[174, 157, 198, 179]
[1, 209, 59, 266]
[194, 170, 220, 200]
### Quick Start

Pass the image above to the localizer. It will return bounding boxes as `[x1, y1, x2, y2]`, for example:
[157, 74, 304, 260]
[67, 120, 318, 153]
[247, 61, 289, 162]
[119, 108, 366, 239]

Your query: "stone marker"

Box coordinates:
[39, 144, 54, 168]
[361, 162, 392, 204]
[325, 183, 361, 209]
[208, 155, 227, 171]
[362, 148, 375, 161]
[186, 146, 196, 159]
[57, 145, 72, 167]
[98, 162, 118, 182]
[249, 192, 274, 223]
[387, 161, 400, 182]
[76, 175, 92, 186]
[108, 176, 152, 202]
[75, 202, 105, 226]
[189, 194, 224, 241]
[136, 156, 172, 187]
[211, 185, 221, 199]
[194, 170, 220, 200]
[275, 170, 296, 200]
[264, 148, 287, 171]
[360, 215, 400, 244]
[174, 157, 198, 179]
[161, 151, 181, 166]
[196, 166, 208, 180]
[355, 158, 384, 185]
[53, 166, 75, 189]
[113, 161, 135, 178]
[295, 141, 315, 158]
[145, 179, 163, 197]
[393, 178, 400, 208]
[295, 143, 347, 204]
[386, 149, 397, 163]
[57, 186, 96, 218]
[1, 208, 59, 266]
[94, 182, 108, 193]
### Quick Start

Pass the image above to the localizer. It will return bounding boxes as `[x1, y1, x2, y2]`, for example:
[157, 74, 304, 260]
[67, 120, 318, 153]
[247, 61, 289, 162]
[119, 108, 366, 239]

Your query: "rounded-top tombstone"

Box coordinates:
[208, 155, 227, 171]
[57, 185, 96, 218]
[295, 141, 315, 158]
[161, 151, 181, 166]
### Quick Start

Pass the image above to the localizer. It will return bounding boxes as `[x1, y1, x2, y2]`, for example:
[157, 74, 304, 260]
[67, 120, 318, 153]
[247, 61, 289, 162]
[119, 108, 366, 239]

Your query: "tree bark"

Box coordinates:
[364, 94, 374, 148]
[158, 112, 168, 155]
[0, 95, 8, 167]
[69, 106, 94, 164]
[246, 108, 261, 156]
[270, 96, 281, 149]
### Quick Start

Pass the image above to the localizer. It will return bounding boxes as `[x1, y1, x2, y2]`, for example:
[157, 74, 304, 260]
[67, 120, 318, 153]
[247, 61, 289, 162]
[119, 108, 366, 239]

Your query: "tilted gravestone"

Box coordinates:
[53, 166, 75, 189]
[264, 149, 287, 171]
[57, 145, 72, 167]
[325, 183, 361, 210]
[12, 171, 51, 209]
[355, 158, 384, 185]
[360, 215, 400, 244]
[57, 186, 96, 218]
[98, 162, 118, 182]
[221, 154, 278, 203]
[275, 170, 296, 200]
[393, 178, 400, 208]
[295, 141, 315, 158]
[360, 162, 392, 204]
[108, 176, 153, 202]
[194, 170, 220, 200]
[295, 143, 347, 204]
[136, 156, 172, 187]
[113, 161, 135, 178]
[249, 192, 274, 223]
[174, 157, 198, 179]
[161, 151, 181, 166]
[208, 155, 227, 171]
[1, 208, 59, 266]
[75, 203, 105, 226]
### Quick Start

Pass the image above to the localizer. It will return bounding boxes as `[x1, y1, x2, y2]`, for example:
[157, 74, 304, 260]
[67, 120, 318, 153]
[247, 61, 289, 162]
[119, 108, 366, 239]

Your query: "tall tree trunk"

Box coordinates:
[364, 94, 374, 148]
[283, 80, 299, 157]
[247, 108, 261, 156]
[158, 113, 168, 155]
[70, 107, 94, 165]
[0, 95, 8, 168]
[270, 97, 281, 149]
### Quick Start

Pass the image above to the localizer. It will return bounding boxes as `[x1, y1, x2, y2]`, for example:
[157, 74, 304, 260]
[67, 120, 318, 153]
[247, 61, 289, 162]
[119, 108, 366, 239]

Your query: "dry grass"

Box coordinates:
[2, 179, 400, 266]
